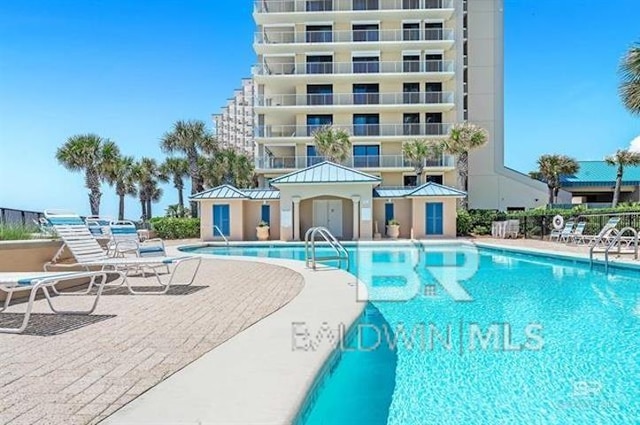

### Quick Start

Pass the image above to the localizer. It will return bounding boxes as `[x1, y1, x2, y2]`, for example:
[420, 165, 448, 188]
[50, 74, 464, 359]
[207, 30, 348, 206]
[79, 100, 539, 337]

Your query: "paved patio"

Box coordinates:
[0, 259, 303, 425]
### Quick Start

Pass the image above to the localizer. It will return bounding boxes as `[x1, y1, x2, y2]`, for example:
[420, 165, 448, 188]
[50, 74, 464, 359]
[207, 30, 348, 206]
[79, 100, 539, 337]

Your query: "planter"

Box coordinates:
[387, 224, 400, 239]
[256, 226, 270, 241]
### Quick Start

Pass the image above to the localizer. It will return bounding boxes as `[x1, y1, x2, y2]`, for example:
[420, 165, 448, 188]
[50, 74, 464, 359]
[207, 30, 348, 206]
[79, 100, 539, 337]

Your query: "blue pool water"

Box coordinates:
[182, 243, 640, 424]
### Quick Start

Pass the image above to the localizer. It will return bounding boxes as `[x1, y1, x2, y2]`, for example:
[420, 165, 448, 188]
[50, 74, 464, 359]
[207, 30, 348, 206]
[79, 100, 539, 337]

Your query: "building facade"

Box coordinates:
[252, 0, 548, 209]
[561, 161, 640, 206]
[212, 78, 256, 156]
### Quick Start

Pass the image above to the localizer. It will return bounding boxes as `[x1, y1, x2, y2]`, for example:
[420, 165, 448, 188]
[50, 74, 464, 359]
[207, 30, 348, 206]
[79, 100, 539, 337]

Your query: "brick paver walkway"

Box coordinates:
[0, 259, 303, 425]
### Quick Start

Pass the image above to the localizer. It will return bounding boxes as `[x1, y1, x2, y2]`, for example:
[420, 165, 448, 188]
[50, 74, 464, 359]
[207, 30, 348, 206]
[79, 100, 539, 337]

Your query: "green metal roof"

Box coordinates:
[561, 161, 640, 187]
[270, 161, 381, 185]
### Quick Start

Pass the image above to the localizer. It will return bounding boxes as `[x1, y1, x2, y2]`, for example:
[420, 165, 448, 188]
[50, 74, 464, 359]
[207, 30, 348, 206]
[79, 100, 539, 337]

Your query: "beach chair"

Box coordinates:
[0, 271, 112, 334]
[565, 221, 586, 244]
[504, 220, 520, 238]
[550, 220, 574, 242]
[109, 220, 166, 258]
[575, 217, 621, 247]
[43, 211, 201, 295]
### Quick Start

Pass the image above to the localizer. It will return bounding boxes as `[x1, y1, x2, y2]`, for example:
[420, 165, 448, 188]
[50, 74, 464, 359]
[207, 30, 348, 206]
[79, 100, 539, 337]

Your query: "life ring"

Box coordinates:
[552, 215, 564, 230]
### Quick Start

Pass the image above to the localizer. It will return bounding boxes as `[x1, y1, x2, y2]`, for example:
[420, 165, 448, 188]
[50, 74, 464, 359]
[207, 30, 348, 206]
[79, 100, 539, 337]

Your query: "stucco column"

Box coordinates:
[292, 196, 301, 241]
[351, 196, 360, 240]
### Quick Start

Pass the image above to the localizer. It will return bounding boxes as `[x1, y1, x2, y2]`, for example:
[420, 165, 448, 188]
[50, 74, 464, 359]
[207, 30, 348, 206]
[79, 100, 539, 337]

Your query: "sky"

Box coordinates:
[0, 0, 639, 218]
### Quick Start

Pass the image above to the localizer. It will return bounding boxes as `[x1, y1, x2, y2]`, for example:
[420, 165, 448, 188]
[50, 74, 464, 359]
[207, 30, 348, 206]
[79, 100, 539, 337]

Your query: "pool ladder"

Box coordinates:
[589, 226, 638, 273]
[213, 225, 229, 246]
[304, 226, 349, 270]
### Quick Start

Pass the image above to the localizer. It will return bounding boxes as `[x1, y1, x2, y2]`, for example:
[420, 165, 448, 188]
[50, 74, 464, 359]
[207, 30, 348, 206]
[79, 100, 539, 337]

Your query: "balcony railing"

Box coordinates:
[255, 154, 455, 169]
[255, 91, 454, 107]
[254, 0, 453, 13]
[256, 123, 451, 137]
[255, 28, 455, 44]
[253, 60, 454, 76]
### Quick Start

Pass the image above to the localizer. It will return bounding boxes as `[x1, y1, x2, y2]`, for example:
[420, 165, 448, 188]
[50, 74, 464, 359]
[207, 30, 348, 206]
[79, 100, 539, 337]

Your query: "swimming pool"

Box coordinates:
[181, 243, 640, 424]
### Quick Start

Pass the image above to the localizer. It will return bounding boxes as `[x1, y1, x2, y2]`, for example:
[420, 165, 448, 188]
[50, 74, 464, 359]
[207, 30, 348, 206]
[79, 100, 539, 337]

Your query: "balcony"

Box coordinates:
[254, 0, 454, 13]
[253, 60, 454, 76]
[255, 154, 455, 170]
[255, 91, 454, 107]
[254, 28, 454, 44]
[256, 123, 452, 138]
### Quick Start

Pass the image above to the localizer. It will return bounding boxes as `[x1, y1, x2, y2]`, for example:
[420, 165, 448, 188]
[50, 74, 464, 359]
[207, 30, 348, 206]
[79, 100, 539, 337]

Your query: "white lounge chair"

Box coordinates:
[550, 220, 574, 242]
[109, 220, 166, 258]
[0, 271, 112, 334]
[565, 222, 586, 244]
[43, 211, 201, 295]
[576, 217, 621, 247]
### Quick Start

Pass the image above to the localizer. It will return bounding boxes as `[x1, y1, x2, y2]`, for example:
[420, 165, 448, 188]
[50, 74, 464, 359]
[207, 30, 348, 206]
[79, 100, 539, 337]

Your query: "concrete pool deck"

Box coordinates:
[103, 245, 366, 424]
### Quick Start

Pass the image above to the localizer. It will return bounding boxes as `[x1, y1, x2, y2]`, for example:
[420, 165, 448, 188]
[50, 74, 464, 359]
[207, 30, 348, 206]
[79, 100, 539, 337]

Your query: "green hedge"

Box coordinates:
[457, 209, 507, 236]
[149, 217, 200, 239]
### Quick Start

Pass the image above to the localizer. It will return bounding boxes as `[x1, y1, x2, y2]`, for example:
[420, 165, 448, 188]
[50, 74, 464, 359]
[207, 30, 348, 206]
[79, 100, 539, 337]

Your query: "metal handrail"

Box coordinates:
[304, 226, 349, 270]
[590, 226, 638, 272]
[213, 225, 230, 246]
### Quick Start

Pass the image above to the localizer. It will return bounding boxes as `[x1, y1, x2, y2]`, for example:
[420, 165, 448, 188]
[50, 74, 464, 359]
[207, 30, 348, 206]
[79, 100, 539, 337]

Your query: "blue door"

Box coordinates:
[213, 205, 230, 237]
[425, 202, 443, 235]
[384, 203, 394, 225]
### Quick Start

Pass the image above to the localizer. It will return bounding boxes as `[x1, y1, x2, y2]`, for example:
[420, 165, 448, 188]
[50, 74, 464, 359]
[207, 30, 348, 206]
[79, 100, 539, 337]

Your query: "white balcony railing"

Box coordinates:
[253, 60, 454, 76]
[254, 0, 454, 13]
[256, 154, 455, 169]
[255, 28, 455, 44]
[255, 91, 454, 107]
[256, 123, 451, 138]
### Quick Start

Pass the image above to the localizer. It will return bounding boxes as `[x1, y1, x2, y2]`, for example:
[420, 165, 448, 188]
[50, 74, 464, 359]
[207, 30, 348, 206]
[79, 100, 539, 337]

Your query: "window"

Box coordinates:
[353, 24, 379, 42]
[306, 55, 333, 74]
[425, 0, 443, 9]
[425, 175, 443, 184]
[403, 0, 419, 9]
[403, 55, 420, 72]
[306, 25, 332, 43]
[261, 205, 271, 224]
[307, 115, 332, 136]
[425, 53, 443, 72]
[307, 145, 322, 166]
[425, 113, 442, 135]
[307, 84, 333, 105]
[353, 0, 378, 10]
[425, 82, 443, 103]
[425, 22, 444, 40]
[353, 83, 379, 105]
[403, 175, 417, 187]
[353, 114, 379, 136]
[353, 145, 380, 167]
[403, 113, 420, 135]
[306, 0, 332, 12]
[353, 56, 379, 73]
[403, 23, 420, 41]
[403, 82, 420, 104]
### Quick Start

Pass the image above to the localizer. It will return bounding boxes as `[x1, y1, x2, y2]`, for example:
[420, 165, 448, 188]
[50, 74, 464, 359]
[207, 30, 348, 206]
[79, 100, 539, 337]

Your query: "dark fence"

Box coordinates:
[0, 208, 43, 226]
[518, 212, 640, 239]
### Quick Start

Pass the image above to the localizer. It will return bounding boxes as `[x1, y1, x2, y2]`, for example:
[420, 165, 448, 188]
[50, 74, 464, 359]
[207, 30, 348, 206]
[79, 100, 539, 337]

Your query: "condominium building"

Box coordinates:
[192, 0, 549, 241]
[212, 78, 255, 156]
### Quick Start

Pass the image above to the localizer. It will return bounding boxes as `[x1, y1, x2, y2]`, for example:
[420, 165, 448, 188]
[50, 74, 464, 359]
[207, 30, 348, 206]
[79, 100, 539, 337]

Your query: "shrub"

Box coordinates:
[456, 209, 472, 235]
[0, 223, 38, 241]
[149, 217, 200, 239]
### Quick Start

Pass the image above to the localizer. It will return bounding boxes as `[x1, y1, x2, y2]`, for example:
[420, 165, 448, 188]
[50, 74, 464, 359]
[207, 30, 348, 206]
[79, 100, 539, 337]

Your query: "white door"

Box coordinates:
[313, 200, 343, 238]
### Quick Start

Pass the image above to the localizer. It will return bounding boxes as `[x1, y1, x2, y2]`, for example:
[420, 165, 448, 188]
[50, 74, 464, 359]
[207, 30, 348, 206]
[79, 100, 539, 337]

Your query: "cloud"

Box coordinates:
[629, 135, 640, 153]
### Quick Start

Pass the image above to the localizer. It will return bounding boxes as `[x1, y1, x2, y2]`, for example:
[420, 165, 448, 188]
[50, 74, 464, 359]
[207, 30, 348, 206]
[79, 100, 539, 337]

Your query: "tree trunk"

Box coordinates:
[146, 199, 153, 220]
[457, 153, 469, 209]
[612, 166, 623, 207]
[415, 166, 423, 185]
[178, 187, 184, 208]
[190, 175, 199, 218]
[547, 185, 554, 205]
[118, 195, 125, 221]
[140, 199, 147, 221]
[553, 187, 559, 204]
[88, 191, 101, 216]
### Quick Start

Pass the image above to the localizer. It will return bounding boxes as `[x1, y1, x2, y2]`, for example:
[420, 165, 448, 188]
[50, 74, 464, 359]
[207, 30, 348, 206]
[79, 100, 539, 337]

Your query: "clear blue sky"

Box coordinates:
[0, 0, 638, 218]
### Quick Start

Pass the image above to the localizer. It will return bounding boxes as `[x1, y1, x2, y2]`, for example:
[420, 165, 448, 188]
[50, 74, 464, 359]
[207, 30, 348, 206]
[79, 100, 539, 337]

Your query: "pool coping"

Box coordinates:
[103, 247, 368, 425]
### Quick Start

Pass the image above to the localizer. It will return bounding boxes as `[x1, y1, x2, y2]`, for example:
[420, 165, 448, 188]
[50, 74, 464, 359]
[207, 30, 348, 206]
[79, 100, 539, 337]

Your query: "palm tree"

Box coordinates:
[105, 155, 137, 220]
[160, 120, 217, 217]
[529, 154, 580, 204]
[55, 134, 120, 215]
[605, 149, 640, 207]
[133, 157, 163, 221]
[402, 139, 443, 185]
[443, 123, 488, 207]
[620, 42, 640, 115]
[312, 126, 352, 163]
[201, 149, 255, 188]
[159, 157, 189, 208]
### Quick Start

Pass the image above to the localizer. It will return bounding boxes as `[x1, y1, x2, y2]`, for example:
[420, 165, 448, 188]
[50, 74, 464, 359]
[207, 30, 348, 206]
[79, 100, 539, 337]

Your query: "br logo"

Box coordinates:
[354, 242, 479, 302]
